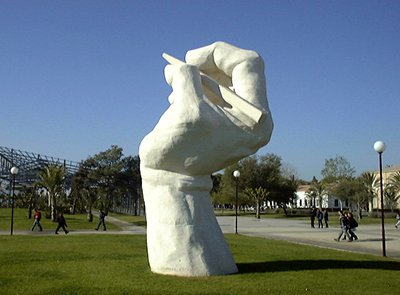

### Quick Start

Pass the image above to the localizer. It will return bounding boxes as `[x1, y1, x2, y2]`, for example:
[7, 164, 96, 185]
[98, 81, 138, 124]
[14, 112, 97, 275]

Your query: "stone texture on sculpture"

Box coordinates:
[139, 42, 273, 276]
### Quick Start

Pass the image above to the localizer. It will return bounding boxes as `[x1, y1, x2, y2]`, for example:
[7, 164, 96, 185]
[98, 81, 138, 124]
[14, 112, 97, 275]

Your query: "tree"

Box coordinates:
[115, 155, 142, 215]
[239, 154, 282, 215]
[17, 186, 41, 219]
[359, 172, 378, 212]
[37, 165, 65, 221]
[306, 178, 326, 208]
[270, 176, 298, 215]
[71, 164, 97, 220]
[286, 175, 300, 209]
[82, 145, 125, 214]
[211, 173, 230, 212]
[384, 188, 400, 212]
[387, 171, 400, 211]
[321, 156, 355, 183]
[244, 186, 269, 219]
[217, 153, 297, 216]
[72, 146, 143, 217]
[239, 154, 281, 190]
[280, 162, 299, 180]
[218, 163, 241, 209]
[330, 178, 366, 215]
[388, 171, 400, 194]
[350, 178, 371, 219]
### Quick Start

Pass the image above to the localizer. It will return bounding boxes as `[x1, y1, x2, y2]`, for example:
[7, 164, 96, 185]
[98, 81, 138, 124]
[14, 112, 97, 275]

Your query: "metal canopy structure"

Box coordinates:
[0, 146, 80, 187]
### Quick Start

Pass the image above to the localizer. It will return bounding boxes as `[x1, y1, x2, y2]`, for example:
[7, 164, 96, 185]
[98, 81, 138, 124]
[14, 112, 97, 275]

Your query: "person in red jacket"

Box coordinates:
[31, 208, 43, 231]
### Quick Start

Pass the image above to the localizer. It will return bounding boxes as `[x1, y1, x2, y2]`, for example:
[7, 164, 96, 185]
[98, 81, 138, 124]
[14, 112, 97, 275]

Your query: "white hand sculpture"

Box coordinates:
[139, 42, 273, 276]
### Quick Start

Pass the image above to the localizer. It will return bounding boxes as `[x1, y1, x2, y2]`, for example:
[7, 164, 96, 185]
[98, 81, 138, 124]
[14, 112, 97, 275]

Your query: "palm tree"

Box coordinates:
[388, 171, 400, 192]
[359, 172, 378, 212]
[388, 171, 400, 210]
[306, 178, 326, 208]
[37, 165, 65, 221]
[384, 188, 400, 212]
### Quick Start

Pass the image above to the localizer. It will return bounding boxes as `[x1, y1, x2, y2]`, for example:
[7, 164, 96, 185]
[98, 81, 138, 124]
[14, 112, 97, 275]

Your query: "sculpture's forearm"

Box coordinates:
[141, 168, 238, 276]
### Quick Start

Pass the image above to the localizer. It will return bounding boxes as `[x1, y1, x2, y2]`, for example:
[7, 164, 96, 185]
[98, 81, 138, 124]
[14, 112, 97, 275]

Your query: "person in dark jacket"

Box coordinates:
[95, 211, 107, 231]
[346, 212, 358, 241]
[323, 209, 329, 228]
[317, 209, 324, 228]
[310, 208, 317, 228]
[55, 212, 69, 234]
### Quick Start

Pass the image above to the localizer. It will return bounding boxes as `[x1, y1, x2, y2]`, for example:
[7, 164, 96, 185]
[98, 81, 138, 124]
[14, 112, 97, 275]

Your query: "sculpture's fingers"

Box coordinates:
[185, 42, 268, 110]
[164, 64, 204, 107]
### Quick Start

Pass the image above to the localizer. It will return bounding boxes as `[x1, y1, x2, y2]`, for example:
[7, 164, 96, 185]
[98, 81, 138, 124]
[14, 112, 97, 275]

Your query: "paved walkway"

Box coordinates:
[217, 216, 400, 260]
[0, 214, 146, 236]
[2, 215, 399, 260]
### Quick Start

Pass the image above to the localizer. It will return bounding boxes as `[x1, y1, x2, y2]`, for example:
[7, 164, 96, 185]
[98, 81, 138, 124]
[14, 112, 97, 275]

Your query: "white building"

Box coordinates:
[294, 185, 348, 209]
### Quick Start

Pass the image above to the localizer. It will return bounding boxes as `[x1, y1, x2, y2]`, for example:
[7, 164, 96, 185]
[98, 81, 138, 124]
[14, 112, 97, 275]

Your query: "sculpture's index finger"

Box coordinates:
[219, 43, 267, 111]
[185, 42, 260, 76]
[184, 44, 219, 73]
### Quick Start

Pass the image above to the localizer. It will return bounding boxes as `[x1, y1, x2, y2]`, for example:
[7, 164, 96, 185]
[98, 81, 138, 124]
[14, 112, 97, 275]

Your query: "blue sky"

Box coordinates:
[1, 1, 399, 181]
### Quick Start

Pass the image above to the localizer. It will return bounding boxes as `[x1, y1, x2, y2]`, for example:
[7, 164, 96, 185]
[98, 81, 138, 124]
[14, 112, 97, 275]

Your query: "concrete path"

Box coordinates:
[0, 214, 145, 236]
[2, 215, 399, 260]
[217, 216, 400, 260]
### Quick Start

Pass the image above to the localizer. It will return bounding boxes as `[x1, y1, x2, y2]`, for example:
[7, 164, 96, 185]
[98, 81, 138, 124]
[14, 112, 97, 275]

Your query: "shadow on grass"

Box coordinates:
[357, 238, 394, 242]
[237, 259, 400, 273]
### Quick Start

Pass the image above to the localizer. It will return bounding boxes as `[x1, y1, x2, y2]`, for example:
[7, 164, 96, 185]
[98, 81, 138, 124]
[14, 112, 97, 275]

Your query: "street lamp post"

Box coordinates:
[233, 170, 240, 234]
[10, 166, 19, 236]
[373, 140, 386, 257]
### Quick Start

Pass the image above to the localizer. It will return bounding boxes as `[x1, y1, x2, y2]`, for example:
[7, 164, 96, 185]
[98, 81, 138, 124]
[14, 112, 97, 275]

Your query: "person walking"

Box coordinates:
[55, 212, 69, 234]
[31, 208, 43, 231]
[95, 210, 107, 231]
[395, 210, 400, 228]
[346, 212, 358, 241]
[310, 208, 316, 228]
[334, 211, 351, 242]
[317, 209, 324, 228]
[323, 209, 329, 228]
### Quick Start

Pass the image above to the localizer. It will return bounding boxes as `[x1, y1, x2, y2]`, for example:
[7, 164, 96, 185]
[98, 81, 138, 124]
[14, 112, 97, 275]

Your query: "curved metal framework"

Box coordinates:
[0, 146, 80, 188]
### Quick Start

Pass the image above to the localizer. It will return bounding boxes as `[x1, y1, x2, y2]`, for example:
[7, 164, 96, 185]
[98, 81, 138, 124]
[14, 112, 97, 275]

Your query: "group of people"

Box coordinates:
[31, 208, 69, 234]
[310, 208, 329, 228]
[30, 208, 107, 234]
[334, 211, 358, 242]
[310, 208, 360, 242]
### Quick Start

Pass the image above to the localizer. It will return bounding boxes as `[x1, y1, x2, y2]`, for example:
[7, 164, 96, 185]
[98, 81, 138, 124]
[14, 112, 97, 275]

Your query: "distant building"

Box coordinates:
[293, 165, 400, 211]
[371, 165, 400, 210]
[294, 185, 350, 210]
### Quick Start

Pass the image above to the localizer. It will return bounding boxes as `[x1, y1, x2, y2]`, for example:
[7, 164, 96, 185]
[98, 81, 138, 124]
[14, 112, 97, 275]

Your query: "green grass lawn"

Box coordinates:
[108, 212, 146, 227]
[0, 234, 398, 295]
[0, 208, 120, 231]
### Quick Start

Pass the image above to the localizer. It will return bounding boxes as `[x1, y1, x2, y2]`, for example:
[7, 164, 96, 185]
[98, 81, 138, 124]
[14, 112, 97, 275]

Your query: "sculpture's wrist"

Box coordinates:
[140, 167, 213, 193]
[140, 167, 213, 226]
